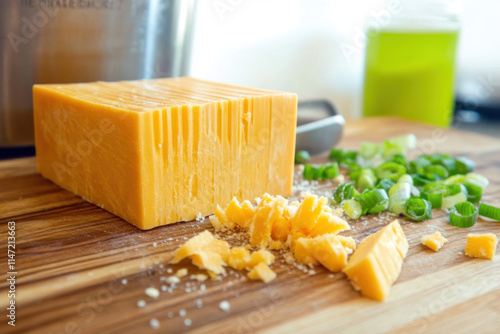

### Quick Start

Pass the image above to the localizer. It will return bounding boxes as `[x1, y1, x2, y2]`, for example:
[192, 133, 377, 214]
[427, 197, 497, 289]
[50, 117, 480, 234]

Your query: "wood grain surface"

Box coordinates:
[1, 117, 500, 334]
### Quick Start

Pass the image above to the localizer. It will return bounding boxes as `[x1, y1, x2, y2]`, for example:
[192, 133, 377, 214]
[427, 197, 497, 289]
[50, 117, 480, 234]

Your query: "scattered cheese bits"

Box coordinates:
[343, 220, 408, 301]
[144, 287, 160, 299]
[249, 196, 288, 247]
[170, 230, 214, 264]
[247, 250, 275, 269]
[190, 274, 208, 282]
[169, 193, 352, 283]
[219, 300, 231, 312]
[228, 247, 252, 270]
[176, 268, 188, 278]
[294, 234, 355, 272]
[421, 232, 448, 252]
[464, 233, 498, 260]
[225, 198, 250, 230]
[170, 231, 230, 275]
[247, 262, 277, 283]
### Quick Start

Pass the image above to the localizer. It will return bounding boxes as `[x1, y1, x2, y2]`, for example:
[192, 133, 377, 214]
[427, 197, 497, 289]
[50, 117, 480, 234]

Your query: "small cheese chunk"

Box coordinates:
[293, 234, 355, 271]
[343, 220, 408, 301]
[247, 262, 276, 283]
[308, 212, 350, 238]
[247, 250, 275, 269]
[170, 231, 214, 264]
[249, 196, 288, 247]
[170, 231, 229, 275]
[464, 233, 497, 260]
[421, 231, 448, 251]
[225, 198, 249, 230]
[227, 247, 251, 270]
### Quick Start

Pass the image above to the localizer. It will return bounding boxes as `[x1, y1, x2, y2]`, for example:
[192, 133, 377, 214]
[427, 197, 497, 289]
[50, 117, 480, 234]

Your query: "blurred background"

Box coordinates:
[190, 0, 500, 133]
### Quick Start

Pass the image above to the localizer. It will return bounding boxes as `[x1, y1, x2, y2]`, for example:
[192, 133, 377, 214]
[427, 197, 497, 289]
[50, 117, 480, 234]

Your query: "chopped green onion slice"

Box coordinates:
[421, 183, 447, 208]
[417, 164, 449, 181]
[441, 184, 468, 209]
[376, 178, 395, 192]
[449, 202, 478, 228]
[303, 164, 321, 180]
[411, 174, 433, 186]
[323, 163, 339, 180]
[360, 142, 379, 160]
[388, 182, 411, 214]
[357, 168, 377, 191]
[376, 162, 406, 182]
[359, 189, 389, 214]
[455, 157, 475, 174]
[381, 141, 404, 159]
[343, 199, 362, 219]
[465, 173, 489, 189]
[388, 153, 408, 168]
[332, 183, 359, 205]
[463, 182, 483, 204]
[329, 148, 345, 161]
[397, 174, 413, 185]
[409, 157, 432, 174]
[339, 158, 359, 170]
[294, 150, 311, 164]
[442, 174, 466, 185]
[405, 198, 432, 221]
[479, 202, 500, 221]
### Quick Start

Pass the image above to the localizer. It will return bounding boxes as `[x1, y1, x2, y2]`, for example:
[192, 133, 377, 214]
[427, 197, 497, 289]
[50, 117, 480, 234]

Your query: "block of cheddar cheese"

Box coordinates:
[33, 77, 297, 229]
[343, 220, 408, 301]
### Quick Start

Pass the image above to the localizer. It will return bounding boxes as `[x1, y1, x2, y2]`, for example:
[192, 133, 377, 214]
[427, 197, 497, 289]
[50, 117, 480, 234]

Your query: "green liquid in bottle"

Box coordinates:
[363, 29, 459, 127]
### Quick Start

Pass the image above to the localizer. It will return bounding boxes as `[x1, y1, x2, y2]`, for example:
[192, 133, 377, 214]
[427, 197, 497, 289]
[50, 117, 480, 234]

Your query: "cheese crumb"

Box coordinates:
[145, 287, 160, 299]
[219, 300, 231, 312]
[121, 279, 128, 285]
[421, 231, 448, 251]
[176, 268, 188, 277]
[166, 276, 180, 284]
[179, 309, 186, 317]
[137, 300, 146, 307]
[150, 318, 160, 329]
[184, 318, 192, 326]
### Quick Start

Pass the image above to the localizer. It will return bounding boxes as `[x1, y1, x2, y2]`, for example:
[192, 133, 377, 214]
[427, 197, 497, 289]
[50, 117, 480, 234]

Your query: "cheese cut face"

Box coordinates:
[421, 231, 448, 252]
[464, 233, 497, 260]
[33, 77, 297, 229]
[343, 220, 408, 301]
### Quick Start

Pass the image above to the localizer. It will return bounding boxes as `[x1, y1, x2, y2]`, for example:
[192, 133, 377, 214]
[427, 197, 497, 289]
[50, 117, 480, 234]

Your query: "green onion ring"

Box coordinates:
[405, 198, 432, 221]
[479, 202, 500, 221]
[449, 202, 478, 228]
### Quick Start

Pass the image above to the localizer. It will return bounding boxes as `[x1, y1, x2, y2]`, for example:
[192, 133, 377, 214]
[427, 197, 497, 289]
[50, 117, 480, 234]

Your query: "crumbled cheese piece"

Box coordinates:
[137, 300, 146, 308]
[150, 318, 160, 329]
[190, 274, 208, 282]
[145, 287, 160, 299]
[179, 309, 186, 317]
[176, 268, 188, 277]
[121, 279, 128, 285]
[247, 263, 276, 283]
[219, 300, 231, 312]
[166, 276, 180, 284]
[421, 231, 448, 251]
[196, 299, 203, 308]
[184, 319, 192, 326]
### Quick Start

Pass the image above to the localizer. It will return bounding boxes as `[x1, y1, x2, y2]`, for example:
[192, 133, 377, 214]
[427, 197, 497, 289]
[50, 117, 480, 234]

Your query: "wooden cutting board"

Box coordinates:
[1, 117, 500, 334]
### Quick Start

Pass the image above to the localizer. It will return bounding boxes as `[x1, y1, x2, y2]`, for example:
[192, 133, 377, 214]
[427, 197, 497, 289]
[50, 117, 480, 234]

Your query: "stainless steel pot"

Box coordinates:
[0, 0, 197, 147]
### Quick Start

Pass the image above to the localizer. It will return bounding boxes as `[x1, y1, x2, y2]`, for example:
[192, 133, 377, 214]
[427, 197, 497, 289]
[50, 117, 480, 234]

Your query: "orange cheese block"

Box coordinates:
[464, 233, 497, 259]
[343, 220, 408, 301]
[33, 77, 297, 229]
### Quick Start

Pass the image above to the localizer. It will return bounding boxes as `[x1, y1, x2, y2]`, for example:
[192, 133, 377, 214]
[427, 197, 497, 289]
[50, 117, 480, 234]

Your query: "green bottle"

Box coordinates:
[363, 1, 460, 127]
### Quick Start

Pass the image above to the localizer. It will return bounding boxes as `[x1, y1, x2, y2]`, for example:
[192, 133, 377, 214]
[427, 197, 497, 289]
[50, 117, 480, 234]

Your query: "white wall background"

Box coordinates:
[189, 0, 500, 119]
